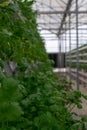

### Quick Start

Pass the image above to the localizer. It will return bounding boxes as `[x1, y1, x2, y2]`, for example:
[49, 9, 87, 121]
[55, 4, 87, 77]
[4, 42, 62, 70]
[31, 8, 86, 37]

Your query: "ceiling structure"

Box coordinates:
[33, 0, 87, 90]
[33, 0, 87, 52]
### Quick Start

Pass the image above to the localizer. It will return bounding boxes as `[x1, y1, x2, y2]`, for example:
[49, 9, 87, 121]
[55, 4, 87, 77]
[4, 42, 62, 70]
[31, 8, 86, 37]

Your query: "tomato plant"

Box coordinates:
[0, 0, 87, 130]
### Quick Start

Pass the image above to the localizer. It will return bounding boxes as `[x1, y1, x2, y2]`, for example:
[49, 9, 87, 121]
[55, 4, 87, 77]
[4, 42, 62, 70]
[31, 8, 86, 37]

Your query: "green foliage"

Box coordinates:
[0, 74, 23, 129]
[0, 0, 87, 130]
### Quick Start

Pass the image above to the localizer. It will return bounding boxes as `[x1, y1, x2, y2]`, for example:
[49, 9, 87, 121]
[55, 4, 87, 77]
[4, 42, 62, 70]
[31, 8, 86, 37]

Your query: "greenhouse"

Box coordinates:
[33, 0, 87, 90]
[0, 0, 87, 130]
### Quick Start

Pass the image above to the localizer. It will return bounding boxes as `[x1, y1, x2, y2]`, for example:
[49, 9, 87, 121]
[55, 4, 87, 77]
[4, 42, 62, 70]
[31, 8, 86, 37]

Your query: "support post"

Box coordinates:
[69, 13, 72, 82]
[59, 36, 61, 69]
[64, 22, 67, 75]
[76, 0, 79, 90]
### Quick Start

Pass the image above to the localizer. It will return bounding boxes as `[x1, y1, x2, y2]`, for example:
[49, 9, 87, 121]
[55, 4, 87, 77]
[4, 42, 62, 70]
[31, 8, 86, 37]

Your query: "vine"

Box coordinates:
[0, 0, 87, 130]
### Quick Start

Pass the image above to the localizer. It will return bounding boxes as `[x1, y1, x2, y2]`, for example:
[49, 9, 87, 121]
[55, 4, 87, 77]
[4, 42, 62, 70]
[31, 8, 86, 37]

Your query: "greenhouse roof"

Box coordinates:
[33, 0, 87, 36]
[33, 0, 87, 53]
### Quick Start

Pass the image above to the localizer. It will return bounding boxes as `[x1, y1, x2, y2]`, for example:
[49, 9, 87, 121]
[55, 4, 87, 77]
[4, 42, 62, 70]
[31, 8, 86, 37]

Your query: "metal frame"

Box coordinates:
[33, 0, 87, 89]
[76, 0, 79, 90]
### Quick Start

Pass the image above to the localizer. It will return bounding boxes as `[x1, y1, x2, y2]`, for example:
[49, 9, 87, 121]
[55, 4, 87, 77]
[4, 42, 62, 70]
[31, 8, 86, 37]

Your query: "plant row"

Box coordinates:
[0, 0, 87, 130]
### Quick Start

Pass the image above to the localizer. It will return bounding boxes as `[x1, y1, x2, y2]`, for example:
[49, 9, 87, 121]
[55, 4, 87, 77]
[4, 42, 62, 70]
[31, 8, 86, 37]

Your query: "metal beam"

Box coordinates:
[41, 36, 56, 38]
[76, 0, 79, 90]
[39, 27, 87, 31]
[38, 22, 87, 25]
[39, 28, 58, 30]
[38, 22, 60, 25]
[57, 0, 73, 36]
[62, 28, 87, 30]
[38, 10, 87, 15]
[44, 38, 58, 41]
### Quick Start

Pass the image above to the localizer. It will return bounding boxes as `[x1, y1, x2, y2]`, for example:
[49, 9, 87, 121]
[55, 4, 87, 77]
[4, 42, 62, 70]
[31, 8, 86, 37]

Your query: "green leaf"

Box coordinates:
[82, 94, 87, 100]
[73, 90, 82, 98]
[0, 1, 10, 7]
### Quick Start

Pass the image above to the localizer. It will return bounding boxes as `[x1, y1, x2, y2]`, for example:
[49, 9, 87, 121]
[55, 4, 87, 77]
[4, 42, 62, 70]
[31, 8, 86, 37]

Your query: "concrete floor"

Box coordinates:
[71, 80, 87, 117]
[55, 70, 87, 117]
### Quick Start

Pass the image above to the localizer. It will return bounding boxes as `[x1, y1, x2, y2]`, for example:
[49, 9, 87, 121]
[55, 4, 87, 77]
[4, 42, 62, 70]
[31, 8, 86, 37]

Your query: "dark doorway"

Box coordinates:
[48, 53, 65, 68]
